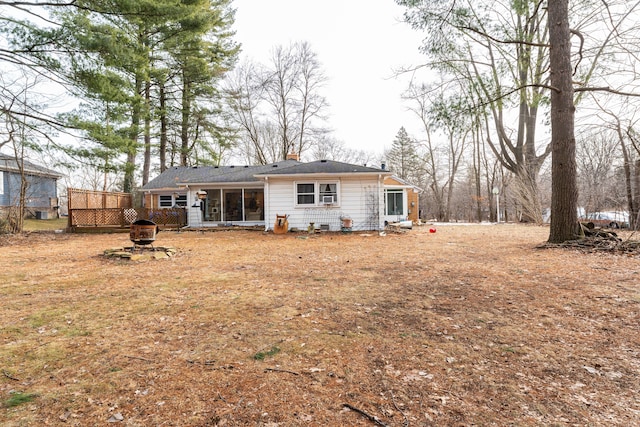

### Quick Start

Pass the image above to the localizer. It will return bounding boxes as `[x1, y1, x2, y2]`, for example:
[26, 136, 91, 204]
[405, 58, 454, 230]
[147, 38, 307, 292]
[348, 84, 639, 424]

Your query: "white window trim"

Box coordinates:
[295, 182, 316, 206]
[158, 193, 187, 208]
[385, 189, 404, 216]
[294, 181, 340, 207]
[0, 171, 3, 195]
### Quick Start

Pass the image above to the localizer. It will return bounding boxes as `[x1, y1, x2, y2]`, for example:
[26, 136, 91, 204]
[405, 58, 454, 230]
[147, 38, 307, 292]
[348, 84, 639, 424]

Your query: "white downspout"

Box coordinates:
[378, 174, 383, 231]
[184, 185, 192, 228]
[264, 177, 270, 231]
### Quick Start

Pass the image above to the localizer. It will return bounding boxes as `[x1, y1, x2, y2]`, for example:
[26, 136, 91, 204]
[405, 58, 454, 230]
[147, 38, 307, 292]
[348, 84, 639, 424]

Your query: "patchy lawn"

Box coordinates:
[1, 225, 639, 426]
[22, 218, 68, 232]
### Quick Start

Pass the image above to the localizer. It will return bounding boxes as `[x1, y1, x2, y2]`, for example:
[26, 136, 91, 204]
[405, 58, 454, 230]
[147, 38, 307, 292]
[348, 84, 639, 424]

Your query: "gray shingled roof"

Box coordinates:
[0, 153, 63, 178]
[142, 159, 390, 190]
[141, 160, 301, 190]
[254, 159, 389, 176]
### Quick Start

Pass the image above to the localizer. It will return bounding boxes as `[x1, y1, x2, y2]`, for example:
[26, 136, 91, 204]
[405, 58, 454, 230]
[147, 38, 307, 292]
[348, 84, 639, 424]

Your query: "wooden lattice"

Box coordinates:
[69, 208, 186, 228]
[71, 209, 124, 227]
[68, 188, 186, 229]
[141, 209, 187, 226]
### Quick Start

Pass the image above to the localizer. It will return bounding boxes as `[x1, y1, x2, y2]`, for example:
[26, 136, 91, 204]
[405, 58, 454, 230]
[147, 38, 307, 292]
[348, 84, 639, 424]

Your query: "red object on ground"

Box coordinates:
[429, 228, 437, 233]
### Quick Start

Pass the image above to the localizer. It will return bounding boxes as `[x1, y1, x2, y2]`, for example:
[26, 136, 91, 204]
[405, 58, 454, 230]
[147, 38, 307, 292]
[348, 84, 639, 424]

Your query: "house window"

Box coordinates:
[159, 194, 186, 208]
[159, 195, 173, 208]
[386, 190, 404, 215]
[319, 183, 337, 204]
[296, 183, 315, 205]
[296, 182, 340, 206]
[0, 171, 3, 195]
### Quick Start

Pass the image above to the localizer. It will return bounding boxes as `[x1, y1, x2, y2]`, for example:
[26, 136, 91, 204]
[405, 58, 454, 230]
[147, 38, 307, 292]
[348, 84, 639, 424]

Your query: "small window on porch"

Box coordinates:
[159, 195, 173, 208]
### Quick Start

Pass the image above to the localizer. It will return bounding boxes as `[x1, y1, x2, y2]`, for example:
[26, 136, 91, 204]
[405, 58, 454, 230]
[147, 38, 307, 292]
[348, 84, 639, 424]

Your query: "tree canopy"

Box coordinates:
[397, 0, 640, 241]
[1, 0, 239, 191]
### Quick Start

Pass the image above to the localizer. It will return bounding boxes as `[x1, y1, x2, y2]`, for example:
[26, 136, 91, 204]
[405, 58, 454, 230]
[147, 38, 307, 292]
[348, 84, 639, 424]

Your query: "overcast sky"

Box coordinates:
[232, 0, 428, 154]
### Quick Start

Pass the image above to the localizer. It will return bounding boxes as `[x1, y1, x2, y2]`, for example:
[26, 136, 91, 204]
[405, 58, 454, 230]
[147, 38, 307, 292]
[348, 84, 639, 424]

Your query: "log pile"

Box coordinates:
[540, 222, 640, 254]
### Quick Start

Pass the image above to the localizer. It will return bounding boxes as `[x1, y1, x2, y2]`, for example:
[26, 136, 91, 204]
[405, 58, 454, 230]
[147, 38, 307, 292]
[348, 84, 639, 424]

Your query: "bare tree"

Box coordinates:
[576, 131, 620, 212]
[226, 42, 329, 163]
[0, 72, 43, 233]
[405, 83, 470, 221]
[398, 0, 554, 222]
[225, 61, 271, 164]
[398, 0, 640, 241]
[310, 135, 376, 165]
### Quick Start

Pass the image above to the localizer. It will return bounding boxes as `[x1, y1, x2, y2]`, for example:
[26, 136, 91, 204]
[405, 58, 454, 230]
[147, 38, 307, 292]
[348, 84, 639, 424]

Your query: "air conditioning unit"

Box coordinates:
[322, 195, 334, 204]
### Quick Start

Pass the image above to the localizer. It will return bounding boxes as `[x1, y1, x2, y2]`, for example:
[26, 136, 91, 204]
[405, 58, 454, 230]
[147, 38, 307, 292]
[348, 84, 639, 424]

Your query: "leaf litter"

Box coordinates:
[1, 225, 639, 426]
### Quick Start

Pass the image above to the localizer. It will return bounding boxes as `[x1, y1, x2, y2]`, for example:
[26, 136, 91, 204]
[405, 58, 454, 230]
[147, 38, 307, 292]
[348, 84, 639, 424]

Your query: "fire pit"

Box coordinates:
[130, 219, 159, 247]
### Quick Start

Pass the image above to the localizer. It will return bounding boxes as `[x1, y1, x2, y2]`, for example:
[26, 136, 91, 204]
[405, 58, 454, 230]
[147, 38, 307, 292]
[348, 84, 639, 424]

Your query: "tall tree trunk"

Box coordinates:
[473, 127, 483, 222]
[12, 146, 27, 234]
[124, 77, 142, 193]
[615, 121, 635, 229]
[159, 79, 168, 172]
[548, 0, 578, 243]
[180, 77, 191, 166]
[634, 159, 640, 230]
[142, 80, 151, 186]
[620, 142, 634, 226]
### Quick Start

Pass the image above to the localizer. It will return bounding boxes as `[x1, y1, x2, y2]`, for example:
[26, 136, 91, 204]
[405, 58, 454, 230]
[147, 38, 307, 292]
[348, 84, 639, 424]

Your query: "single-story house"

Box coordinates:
[141, 156, 421, 231]
[0, 153, 63, 219]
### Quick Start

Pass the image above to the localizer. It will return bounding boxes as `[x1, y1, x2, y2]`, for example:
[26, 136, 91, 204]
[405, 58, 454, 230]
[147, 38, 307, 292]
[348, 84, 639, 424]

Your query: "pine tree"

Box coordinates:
[386, 127, 420, 181]
[4, 0, 239, 191]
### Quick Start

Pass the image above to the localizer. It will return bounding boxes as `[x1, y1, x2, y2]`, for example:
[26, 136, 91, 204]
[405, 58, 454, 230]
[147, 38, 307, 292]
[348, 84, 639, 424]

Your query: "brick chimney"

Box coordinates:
[286, 152, 300, 161]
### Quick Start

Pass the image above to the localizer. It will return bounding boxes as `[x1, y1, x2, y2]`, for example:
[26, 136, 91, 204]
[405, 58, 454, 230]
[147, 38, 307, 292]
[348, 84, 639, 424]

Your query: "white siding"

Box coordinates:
[264, 178, 295, 229]
[185, 189, 205, 227]
[264, 176, 385, 231]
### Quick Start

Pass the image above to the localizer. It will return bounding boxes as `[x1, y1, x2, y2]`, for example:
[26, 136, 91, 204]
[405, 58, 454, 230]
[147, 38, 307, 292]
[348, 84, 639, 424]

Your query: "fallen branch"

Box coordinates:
[189, 363, 235, 371]
[186, 359, 216, 365]
[124, 355, 155, 363]
[264, 367, 299, 376]
[390, 390, 409, 427]
[342, 403, 388, 427]
[3, 370, 20, 381]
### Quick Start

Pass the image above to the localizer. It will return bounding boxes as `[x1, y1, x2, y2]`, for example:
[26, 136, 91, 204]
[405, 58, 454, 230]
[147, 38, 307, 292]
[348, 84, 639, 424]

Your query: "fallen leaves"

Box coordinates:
[1, 225, 639, 425]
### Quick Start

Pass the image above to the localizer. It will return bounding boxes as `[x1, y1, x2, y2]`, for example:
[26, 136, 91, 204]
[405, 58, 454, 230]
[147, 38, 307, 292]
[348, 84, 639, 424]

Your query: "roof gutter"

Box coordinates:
[174, 181, 263, 188]
[254, 171, 393, 179]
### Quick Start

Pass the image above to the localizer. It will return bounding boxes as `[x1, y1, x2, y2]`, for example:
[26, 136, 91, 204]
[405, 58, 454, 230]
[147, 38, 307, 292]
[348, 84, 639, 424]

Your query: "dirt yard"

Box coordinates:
[1, 224, 639, 426]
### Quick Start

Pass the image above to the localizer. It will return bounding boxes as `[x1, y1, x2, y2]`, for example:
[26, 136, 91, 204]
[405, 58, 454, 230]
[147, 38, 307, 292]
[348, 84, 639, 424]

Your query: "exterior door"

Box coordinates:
[224, 190, 243, 221]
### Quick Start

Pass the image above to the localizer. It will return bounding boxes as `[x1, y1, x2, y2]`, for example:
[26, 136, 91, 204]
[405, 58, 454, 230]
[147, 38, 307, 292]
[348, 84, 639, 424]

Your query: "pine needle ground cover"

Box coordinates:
[1, 225, 638, 426]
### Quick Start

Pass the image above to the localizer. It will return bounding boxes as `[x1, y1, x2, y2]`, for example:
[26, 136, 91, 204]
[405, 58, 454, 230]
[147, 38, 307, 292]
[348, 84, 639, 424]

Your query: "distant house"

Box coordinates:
[141, 156, 421, 231]
[0, 153, 63, 219]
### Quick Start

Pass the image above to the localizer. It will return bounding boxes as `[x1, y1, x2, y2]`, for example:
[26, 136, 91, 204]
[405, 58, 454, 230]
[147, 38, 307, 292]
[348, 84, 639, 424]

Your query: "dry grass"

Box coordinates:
[22, 218, 68, 232]
[1, 224, 639, 426]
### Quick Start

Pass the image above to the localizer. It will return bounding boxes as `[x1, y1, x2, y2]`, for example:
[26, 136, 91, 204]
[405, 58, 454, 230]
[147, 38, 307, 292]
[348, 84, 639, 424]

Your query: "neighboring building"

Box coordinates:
[0, 153, 63, 219]
[141, 157, 421, 231]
